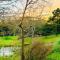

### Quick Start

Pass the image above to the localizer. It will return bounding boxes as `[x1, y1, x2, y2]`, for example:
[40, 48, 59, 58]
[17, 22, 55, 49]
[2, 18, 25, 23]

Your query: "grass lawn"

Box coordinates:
[0, 36, 32, 46]
[0, 36, 20, 46]
[0, 35, 60, 60]
[32, 35, 60, 43]
[0, 34, 60, 46]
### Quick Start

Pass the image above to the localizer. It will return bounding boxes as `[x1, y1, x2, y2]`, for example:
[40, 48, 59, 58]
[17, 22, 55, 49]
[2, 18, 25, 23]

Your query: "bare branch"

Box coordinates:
[27, 0, 38, 6]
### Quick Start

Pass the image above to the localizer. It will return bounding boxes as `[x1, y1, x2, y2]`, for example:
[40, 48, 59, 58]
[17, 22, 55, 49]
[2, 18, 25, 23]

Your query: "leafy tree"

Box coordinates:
[42, 23, 55, 36]
[48, 8, 60, 34]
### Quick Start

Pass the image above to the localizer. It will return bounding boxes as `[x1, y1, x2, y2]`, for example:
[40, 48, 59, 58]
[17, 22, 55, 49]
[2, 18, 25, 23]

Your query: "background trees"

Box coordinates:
[48, 8, 60, 35]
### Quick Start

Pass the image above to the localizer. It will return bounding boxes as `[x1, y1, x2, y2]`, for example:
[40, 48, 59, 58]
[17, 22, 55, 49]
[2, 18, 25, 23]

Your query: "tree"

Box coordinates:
[18, 0, 51, 60]
[48, 8, 60, 34]
[0, 0, 51, 60]
[19, 0, 39, 60]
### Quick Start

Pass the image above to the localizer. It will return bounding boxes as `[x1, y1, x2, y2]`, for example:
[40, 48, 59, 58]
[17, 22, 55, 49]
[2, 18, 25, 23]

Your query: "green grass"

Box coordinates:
[0, 36, 20, 47]
[0, 35, 60, 60]
[0, 35, 60, 46]
[32, 34, 60, 43]
[0, 36, 32, 47]
[46, 38, 60, 60]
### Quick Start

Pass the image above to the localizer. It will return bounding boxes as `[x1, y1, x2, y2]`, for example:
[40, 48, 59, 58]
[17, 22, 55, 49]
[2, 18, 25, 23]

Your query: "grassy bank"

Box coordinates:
[0, 35, 60, 60]
[0, 35, 60, 46]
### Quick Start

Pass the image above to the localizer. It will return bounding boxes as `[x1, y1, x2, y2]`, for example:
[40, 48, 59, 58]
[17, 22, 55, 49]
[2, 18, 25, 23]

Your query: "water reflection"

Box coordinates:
[0, 47, 18, 56]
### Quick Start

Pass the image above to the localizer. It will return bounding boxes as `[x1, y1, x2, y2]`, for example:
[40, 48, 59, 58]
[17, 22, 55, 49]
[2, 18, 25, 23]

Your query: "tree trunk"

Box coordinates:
[21, 27, 25, 60]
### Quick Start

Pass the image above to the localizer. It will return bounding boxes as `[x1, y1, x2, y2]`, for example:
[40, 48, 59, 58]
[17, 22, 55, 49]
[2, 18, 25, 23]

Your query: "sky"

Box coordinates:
[0, 0, 60, 17]
[52, 0, 60, 9]
[48, 0, 60, 13]
[39, 0, 60, 18]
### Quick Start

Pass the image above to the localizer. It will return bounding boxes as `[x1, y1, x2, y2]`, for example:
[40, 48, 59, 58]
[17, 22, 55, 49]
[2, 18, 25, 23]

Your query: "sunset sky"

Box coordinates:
[0, 0, 60, 17]
[52, 0, 60, 9]
[48, 0, 60, 13]
[41, 0, 60, 18]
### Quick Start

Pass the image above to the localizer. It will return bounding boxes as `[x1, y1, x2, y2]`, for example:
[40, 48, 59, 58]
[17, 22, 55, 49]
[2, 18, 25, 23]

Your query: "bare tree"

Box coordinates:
[18, 0, 52, 60]
[18, 0, 39, 60]
[0, 0, 52, 60]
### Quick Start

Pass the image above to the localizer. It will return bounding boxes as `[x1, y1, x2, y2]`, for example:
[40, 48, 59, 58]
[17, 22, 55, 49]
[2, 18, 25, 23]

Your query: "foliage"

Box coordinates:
[25, 42, 52, 60]
[48, 8, 60, 35]
[42, 23, 54, 36]
[0, 20, 20, 36]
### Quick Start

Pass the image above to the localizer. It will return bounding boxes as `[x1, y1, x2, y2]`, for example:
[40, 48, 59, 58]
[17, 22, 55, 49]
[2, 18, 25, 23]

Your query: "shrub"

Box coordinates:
[25, 42, 52, 60]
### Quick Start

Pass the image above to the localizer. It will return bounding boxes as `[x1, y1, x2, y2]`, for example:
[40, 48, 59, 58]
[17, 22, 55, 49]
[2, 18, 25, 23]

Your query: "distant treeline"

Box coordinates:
[0, 8, 60, 36]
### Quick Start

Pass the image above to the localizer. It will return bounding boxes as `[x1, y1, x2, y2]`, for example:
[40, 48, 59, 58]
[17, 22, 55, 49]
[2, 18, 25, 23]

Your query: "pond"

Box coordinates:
[0, 47, 20, 56]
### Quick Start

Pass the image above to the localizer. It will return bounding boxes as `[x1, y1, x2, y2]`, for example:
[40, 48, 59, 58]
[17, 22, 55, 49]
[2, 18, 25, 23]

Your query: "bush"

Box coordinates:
[42, 23, 55, 36]
[25, 42, 52, 60]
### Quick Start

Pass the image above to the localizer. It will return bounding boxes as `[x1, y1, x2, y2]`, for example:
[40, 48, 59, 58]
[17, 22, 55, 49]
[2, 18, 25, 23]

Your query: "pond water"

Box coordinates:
[0, 47, 19, 56]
